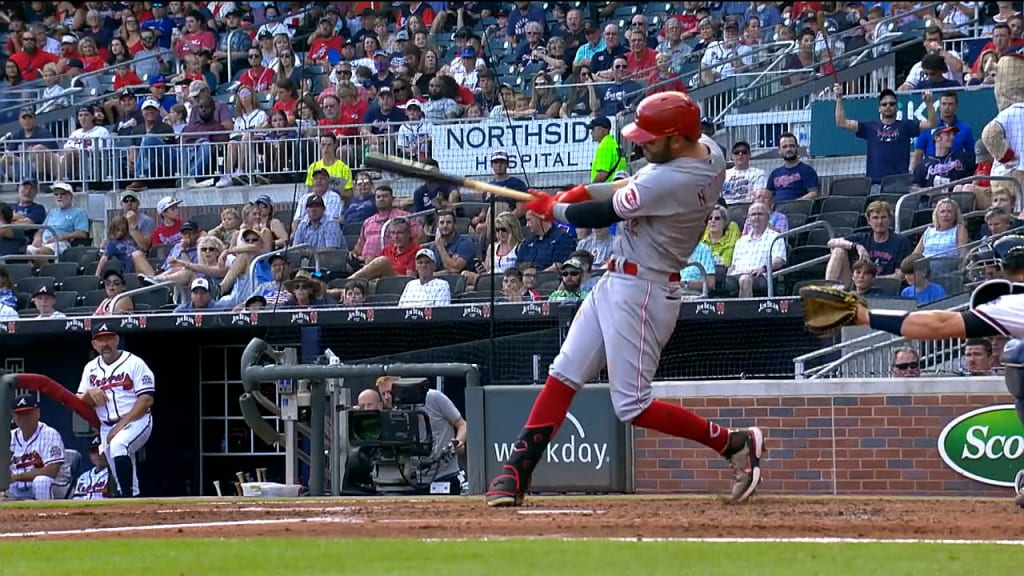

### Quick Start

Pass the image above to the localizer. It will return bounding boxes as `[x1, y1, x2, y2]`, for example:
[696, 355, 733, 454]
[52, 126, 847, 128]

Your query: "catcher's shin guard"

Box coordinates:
[485, 425, 554, 507]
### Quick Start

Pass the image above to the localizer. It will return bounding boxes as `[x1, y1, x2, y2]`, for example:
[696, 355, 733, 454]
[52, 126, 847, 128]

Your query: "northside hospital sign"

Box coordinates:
[429, 117, 612, 176]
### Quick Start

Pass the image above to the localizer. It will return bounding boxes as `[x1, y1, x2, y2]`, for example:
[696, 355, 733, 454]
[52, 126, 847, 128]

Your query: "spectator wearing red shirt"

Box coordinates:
[77, 37, 107, 73]
[173, 10, 217, 60]
[625, 28, 658, 83]
[112, 65, 143, 91]
[647, 52, 688, 95]
[336, 83, 369, 137]
[307, 17, 344, 65]
[8, 30, 58, 80]
[790, 2, 823, 20]
[671, 3, 701, 40]
[971, 23, 1024, 76]
[239, 49, 275, 94]
[149, 197, 184, 247]
[271, 78, 299, 122]
[348, 215, 422, 281]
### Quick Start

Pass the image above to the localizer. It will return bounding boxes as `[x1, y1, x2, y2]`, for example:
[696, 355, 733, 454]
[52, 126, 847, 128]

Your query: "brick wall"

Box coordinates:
[633, 394, 1010, 496]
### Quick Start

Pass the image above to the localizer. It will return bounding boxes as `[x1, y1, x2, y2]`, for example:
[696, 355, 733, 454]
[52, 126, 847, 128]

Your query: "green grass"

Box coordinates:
[0, 539, 1018, 576]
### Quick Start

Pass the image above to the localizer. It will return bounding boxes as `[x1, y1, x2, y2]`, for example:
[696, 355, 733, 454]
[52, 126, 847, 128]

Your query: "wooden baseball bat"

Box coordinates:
[364, 153, 536, 203]
[256, 468, 267, 483]
[816, 12, 840, 85]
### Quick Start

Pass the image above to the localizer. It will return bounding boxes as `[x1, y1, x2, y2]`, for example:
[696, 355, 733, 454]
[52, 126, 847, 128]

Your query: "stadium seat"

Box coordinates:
[911, 209, 934, 229]
[343, 222, 364, 236]
[15, 276, 55, 297]
[2, 263, 34, 283]
[775, 199, 814, 220]
[39, 262, 80, 284]
[314, 249, 351, 273]
[437, 274, 467, 296]
[872, 277, 904, 296]
[372, 276, 414, 295]
[66, 306, 99, 316]
[817, 211, 861, 230]
[149, 244, 174, 260]
[191, 212, 222, 233]
[132, 287, 171, 309]
[786, 213, 809, 229]
[881, 173, 913, 194]
[815, 196, 865, 215]
[474, 273, 500, 294]
[53, 291, 79, 310]
[60, 275, 102, 294]
[98, 259, 124, 277]
[365, 293, 399, 306]
[15, 292, 29, 310]
[727, 202, 750, 225]
[82, 290, 108, 307]
[536, 270, 561, 288]
[804, 227, 834, 247]
[58, 247, 97, 265]
[941, 192, 976, 213]
[828, 176, 871, 197]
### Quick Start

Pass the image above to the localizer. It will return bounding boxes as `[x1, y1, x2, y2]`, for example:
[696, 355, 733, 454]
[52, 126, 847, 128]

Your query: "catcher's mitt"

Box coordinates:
[798, 285, 866, 335]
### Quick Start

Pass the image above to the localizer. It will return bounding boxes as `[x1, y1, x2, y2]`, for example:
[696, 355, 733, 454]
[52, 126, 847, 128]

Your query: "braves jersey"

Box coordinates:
[77, 351, 155, 424]
[611, 134, 726, 275]
[912, 151, 973, 188]
[72, 467, 109, 500]
[973, 293, 1024, 336]
[9, 422, 70, 485]
[993, 103, 1024, 175]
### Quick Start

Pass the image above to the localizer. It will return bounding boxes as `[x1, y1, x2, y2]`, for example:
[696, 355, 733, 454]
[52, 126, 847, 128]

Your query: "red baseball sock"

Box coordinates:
[524, 375, 577, 435]
[633, 400, 730, 453]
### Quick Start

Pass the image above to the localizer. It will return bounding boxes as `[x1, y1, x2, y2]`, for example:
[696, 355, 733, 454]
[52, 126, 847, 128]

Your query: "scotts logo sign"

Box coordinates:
[938, 404, 1024, 487]
[492, 412, 609, 471]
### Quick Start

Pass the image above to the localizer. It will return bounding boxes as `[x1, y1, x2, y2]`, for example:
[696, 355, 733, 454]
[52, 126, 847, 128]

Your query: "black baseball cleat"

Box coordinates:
[722, 426, 764, 503]
[484, 425, 554, 508]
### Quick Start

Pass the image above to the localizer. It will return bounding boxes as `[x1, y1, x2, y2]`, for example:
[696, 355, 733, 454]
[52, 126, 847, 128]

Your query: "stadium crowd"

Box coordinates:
[0, 1, 1020, 318]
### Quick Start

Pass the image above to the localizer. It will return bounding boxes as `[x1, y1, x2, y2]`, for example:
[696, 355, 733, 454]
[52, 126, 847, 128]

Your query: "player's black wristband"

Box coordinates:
[868, 311, 907, 336]
[562, 197, 622, 228]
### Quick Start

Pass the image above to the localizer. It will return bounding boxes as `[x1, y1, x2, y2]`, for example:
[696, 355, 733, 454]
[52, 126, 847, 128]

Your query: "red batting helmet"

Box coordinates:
[621, 91, 701, 144]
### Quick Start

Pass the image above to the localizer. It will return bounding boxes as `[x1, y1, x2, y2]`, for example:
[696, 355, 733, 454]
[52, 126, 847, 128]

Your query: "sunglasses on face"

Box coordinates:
[880, 101, 897, 107]
[893, 362, 919, 370]
[245, 237, 261, 243]
[201, 247, 218, 252]
[496, 227, 508, 232]
[249, 53, 261, 58]
[613, 64, 628, 69]
[708, 215, 722, 221]
[561, 270, 581, 277]
[142, 36, 154, 41]
[293, 283, 311, 290]
[732, 149, 749, 155]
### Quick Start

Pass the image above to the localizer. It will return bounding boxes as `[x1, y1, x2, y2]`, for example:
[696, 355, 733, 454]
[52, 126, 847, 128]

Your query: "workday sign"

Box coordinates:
[938, 404, 1024, 487]
[477, 385, 630, 492]
[429, 118, 607, 177]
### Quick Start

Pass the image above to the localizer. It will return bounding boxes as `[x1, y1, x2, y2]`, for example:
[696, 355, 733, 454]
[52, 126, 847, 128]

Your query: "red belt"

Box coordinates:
[608, 259, 681, 282]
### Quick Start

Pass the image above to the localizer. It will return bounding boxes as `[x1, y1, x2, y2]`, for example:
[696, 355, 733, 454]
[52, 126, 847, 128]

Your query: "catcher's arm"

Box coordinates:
[858, 306, 1001, 340]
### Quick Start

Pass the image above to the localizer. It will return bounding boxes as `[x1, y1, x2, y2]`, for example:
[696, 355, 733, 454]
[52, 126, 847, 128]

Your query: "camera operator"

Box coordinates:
[342, 388, 388, 494]
[377, 376, 468, 495]
[357, 388, 384, 410]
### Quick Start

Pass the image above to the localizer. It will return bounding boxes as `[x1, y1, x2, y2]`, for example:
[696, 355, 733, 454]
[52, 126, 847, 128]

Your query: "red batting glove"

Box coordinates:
[554, 184, 591, 204]
[525, 190, 557, 221]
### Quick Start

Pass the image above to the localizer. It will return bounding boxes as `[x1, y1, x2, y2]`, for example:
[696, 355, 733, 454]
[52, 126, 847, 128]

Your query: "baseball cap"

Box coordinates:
[255, 194, 273, 206]
[374, 49, 388, 57]
[180, 220, 199, 233]
[319, 16, 333, 25]
[583, 20, 597, 32]
[360, 7, 376, 17]
[401, 98, 423, 110]
[20, 177, 37, 187]
[156, 196, 181, 213]
[612, 170, 631, 181]
[19, 106, 35, 118]
[312, 167, 330, 178]
[188, 80, 209, 97]
[922, 53, 948, 72]
[306, 195, 326, 207]
[934, 125, 960, 136]
[190, 277, 211, 291]
[89, 436, 102, 450]
[459, 47, 477, 58]
[13, 394, 38, 413]
[32, 285, 54, 298]
[52, 182, 74, 195]
[491, 150, 509, 162]
[103, 269, 125, 284]
[141, 99, 161, 111]
[258, 29, 273, 39]
[415, 248, 436, 261]
[65, 57, 84, 69]
[588, 116, 612, 130]
[241, 228, 262, 241]
[91, 321, 117, 339]
[395, 29, 409, 41]
[378, 86, 393, 96]
[149, 74, 167, 86]
[62, 34, 78, 44]
[244, 294, 267, 307]
[561, 257, 585, 270]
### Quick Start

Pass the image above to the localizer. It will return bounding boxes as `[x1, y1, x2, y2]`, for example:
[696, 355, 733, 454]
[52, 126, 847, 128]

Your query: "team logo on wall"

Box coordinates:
[462, 304, 491, 319]
[695, 301, 726, 316]
[758, 300, 783, 314]
[346, 308, 376, 323]
[289, 311, 319, 325]
[938, 404, 1024, 487]
[119, 316, 147, 330]
[64, 318, 92, 332]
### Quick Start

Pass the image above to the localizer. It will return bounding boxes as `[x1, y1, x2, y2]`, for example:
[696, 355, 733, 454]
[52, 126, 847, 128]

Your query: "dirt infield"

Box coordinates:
[3, 496, 1023, 540]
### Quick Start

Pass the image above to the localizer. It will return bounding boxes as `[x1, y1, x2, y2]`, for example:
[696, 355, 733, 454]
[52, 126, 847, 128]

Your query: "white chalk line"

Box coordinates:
[517, 509, 603, 515]
[0, 516, 357, 538]
[421, 536, 1024, 546]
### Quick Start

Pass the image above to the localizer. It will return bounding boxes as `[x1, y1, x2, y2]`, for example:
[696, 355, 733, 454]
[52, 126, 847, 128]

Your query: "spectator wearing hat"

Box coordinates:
[126, 99, 177, 191]
[912, 91, 975, 172]
[95, 215, 139, 277]
[30, 285, 66, 318]
[140, 1, 176, 49]
[210, 8, 251, 80]
[0, 108, 58, 182]
[72, 436, 110, 500]
[398, 249, 452, 307]
[174, 277, 226, 312]
[149, 196, 183, 247]
[699, 20, 751, 85]
[237, 252, 293, 309]
[352, 8, 382, 47]
[911, 125, 974, 190]
[5, 394, 71, 501]
[185, 80, 233, 130]
[548, 257, 590, 301]
[470, 150, 527, 219]
[27, 182, 87, 259]
[256, 4, 293, 40]
[307, 15, 344, 65]
[588, 116, 628, 183]
[397, 99, 433, 159]
[724, 140, 767, 204]
[282, 270, 332, 308]
[255, 29, 278, 67]
[133, 218, 199, 282]
[573, 20, 606, 70]
[513, 21, 547, 71]
[294, 168, 344, 232]
[94, 269, 134, 316]
[450, 47, 482, 90]
[11, 179, 46, 226]
[134, 24, 172, 78]
[899, 27, 963, 91]
[173, 9, 216, 59]
[368, 49, 397, 91]
[362, 87, 408, 153]
[141, 76, 176, 112]
[292, 195, 346, 253]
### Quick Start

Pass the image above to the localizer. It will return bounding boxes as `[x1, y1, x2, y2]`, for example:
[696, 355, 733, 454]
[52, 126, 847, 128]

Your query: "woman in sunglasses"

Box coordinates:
[463, 211, 523, 291]
[701, 204, 739, 267]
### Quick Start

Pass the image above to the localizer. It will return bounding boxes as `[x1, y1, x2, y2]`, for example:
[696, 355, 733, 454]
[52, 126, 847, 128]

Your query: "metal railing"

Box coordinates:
[247, 244, 315, 290]
[0, 224, 64, 261]
[109, 280, 177, 314]
[894, 174, 1024, 232]
[764, 221, 836, 297]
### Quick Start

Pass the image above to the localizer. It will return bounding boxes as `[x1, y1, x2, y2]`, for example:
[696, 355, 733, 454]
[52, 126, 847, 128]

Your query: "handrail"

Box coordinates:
[895, 175, 1024, 232]
[109, 280, 176, 314]
[226, 29, 244, 85]
[0, 224, 64, 260]
[764, 221, 836, 297]
[679, 259, 710, 299]
[711, 42, 798, 124]
[793, 324, 902, 378]
[246, 244, 314, 290]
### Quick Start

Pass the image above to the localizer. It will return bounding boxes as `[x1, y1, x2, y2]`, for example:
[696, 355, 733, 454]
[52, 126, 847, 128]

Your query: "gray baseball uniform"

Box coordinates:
[550, 134, 725, 422]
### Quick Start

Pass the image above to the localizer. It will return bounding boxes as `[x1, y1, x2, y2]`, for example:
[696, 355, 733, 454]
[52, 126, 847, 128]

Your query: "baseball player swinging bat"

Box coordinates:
[364, 153, 534, 203]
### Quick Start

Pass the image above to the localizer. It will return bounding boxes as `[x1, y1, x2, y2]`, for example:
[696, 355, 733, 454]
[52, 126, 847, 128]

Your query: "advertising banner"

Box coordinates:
[809, 88, 997, 157]
[938, 404, 1024, 487]
[428, 117, 610, 177]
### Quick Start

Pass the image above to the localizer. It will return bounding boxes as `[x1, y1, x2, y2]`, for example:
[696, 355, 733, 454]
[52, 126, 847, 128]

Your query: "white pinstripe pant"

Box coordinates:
[101, 413, 153, 497]
[6, 476, 70, 500]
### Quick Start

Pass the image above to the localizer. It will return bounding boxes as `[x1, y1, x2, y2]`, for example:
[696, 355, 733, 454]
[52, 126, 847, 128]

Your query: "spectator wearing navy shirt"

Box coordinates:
[361, 87, 408, 154]
[518, 209, 577, 271]
[835, 85, 936, 189]
[911, 125, 974, 190]
[766, 133, 820, 202]
[11, 179, 46, 225]
[431, 209, 477, 274]
[413, 158, 458, 212]
[591, 24, 627, 77]
[468, 150, 529, 231]
[911, 54, 962, 91]
[344, 172, 378, 226]
[912, 91, 974, 170]
[590, 56, 644, 118]
[506, 1, 547, 45]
